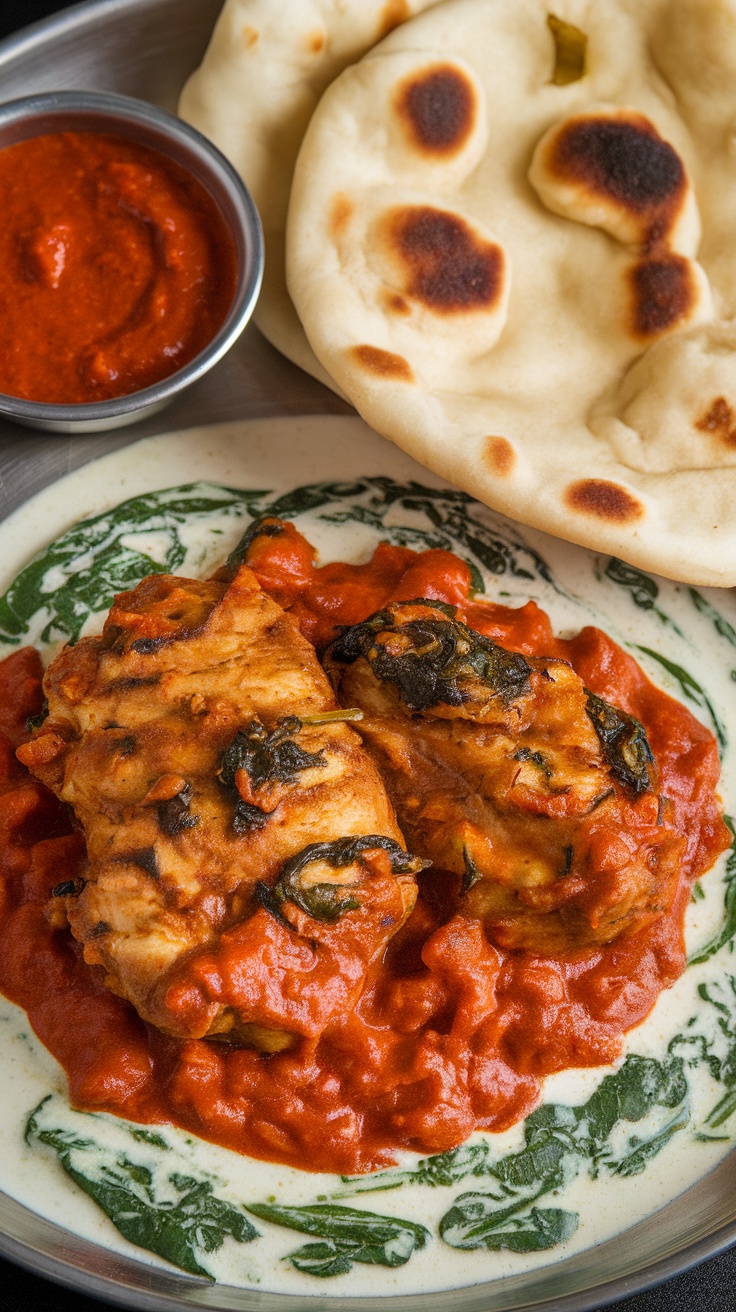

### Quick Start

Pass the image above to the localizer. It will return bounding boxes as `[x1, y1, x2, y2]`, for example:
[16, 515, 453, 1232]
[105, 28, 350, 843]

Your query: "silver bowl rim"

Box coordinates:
[0, 86, 264, 425]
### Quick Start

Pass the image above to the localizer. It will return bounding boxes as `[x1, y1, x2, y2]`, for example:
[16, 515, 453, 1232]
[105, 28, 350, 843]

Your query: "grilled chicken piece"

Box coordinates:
[324, 601, 683, 955]
[17, 567, 418, 1046]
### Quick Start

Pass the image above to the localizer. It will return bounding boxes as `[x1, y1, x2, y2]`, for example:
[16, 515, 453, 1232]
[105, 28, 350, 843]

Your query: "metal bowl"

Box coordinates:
[0, 89, 264, 433]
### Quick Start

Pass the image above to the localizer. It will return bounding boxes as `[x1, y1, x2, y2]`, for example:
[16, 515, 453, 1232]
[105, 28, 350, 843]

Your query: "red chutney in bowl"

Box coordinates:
[0, 131, 238, 404]
[0, 533, 727, 1175]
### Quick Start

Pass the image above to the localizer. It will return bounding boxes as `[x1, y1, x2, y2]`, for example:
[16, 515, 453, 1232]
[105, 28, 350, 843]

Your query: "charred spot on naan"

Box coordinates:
[552, 113, 684, 221]
[383, 205, 506, 314]
[329, 193, 355, 239]
[380, 0, 412, 38]
[629, 254, 699, 339]
[530, 109, 708, 342]
[484, 436, 516, 477]
[533, 110, 689, 250]
[696, 397, 736, 446]
[350, 344, 415, 381]
[565, 479, 644, 524]
[395, 63, 477, 157]
[381, 290, 411, 315]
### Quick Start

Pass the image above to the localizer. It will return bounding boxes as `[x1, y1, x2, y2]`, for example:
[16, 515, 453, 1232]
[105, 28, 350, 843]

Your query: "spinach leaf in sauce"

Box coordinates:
[689, 817, 736, 966]
[328, 603, 531, 712]
[0, 483, 265, 648]
[338, 1053, 693, 1252]
[693, 975, 736, 1132]
[246, 1202, 430, 1276]
[264, 476, 560, 592]
[636, 646, 727, 752]
[584, 691, 653, 795]
[688, 589, 736, 652]
[256, 835, 425, 926]
[688, 589, 736, 683]
[440, 1199, 578, 1253]
[601, 558, 683, 635]
[218, 716, 327, 835]
[25, 1097, 258, 1279]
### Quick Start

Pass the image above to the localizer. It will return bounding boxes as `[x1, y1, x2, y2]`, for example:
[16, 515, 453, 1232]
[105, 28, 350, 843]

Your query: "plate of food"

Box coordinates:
[0, 3, 735, 1312]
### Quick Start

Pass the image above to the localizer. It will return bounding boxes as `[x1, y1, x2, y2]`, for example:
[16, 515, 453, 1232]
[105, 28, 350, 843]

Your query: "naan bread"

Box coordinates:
[286, 0, 736, 585]
[178, 0, 443, 388]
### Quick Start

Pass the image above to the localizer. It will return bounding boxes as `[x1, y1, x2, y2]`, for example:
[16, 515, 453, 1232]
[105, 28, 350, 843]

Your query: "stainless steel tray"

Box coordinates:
[0, 4, 733, 1311]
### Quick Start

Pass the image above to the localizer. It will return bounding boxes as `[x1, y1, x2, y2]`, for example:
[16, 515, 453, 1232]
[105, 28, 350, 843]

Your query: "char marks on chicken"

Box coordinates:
[324, 600, 682, 954]
[18, 567, 419, 1048]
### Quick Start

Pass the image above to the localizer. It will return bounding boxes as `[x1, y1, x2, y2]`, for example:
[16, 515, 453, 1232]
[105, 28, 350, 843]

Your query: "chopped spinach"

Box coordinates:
[219, 718, 326, 793]
[602, 559, 682, 634]
[0, 483, 264, 649]
[689, 817, 736, 966]
[513, 747, 552, 776]
[51, 877, 86, 898]
[636, 646, 727, 752]
[26, 698, 48, 732]
[688, 589, 736, 651]
[461, 845, 482, 894]
[609, 1107, 690, 1177]
[218, 716, 327, 835]
[285, 1241, 355, 1278]
[257, 835, 425, 926]
[256, 877, 360, 926]
[26, 1098, 258, 1279]
[129, 1128, 170, 1149]
[226, 515, 285, 575]
[440, 1198, 578, 1252]
[120, 847, 160, 880]
[585, 690, 653, 795]
[246, 1202, 429, 1276]
[232, 800, 274, 835]
[264, 477, 560, 591]
[329, 601, 531, 712]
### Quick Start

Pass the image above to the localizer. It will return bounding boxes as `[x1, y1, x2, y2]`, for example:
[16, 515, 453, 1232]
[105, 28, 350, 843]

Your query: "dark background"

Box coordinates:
[0, 1, 734, 1309]
[0, 0, 77, 38]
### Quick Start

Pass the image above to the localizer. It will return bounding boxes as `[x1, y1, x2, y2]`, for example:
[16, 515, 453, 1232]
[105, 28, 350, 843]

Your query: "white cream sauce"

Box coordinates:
[0, 416, 733, 1295]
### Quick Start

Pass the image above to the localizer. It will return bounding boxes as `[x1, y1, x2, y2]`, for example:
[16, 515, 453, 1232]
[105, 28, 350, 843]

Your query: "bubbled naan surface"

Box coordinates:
[178, 0, 443, 389]
[286, 0, 736, 585]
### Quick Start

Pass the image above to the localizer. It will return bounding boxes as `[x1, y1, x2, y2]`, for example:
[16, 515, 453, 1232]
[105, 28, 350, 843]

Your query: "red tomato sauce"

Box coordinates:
[0, 132, 237, 404]
[0, 532, 727, 1174]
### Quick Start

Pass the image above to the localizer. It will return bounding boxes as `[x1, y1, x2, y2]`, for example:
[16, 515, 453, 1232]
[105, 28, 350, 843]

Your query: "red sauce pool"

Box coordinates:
[0, 533, 727, 1174]
[0, 131, 238, 404]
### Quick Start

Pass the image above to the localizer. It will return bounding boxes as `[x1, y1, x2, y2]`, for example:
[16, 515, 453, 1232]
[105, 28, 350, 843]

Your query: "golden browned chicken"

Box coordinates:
[324, 600, 683, 954]
[18, 566, 420, 1047]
